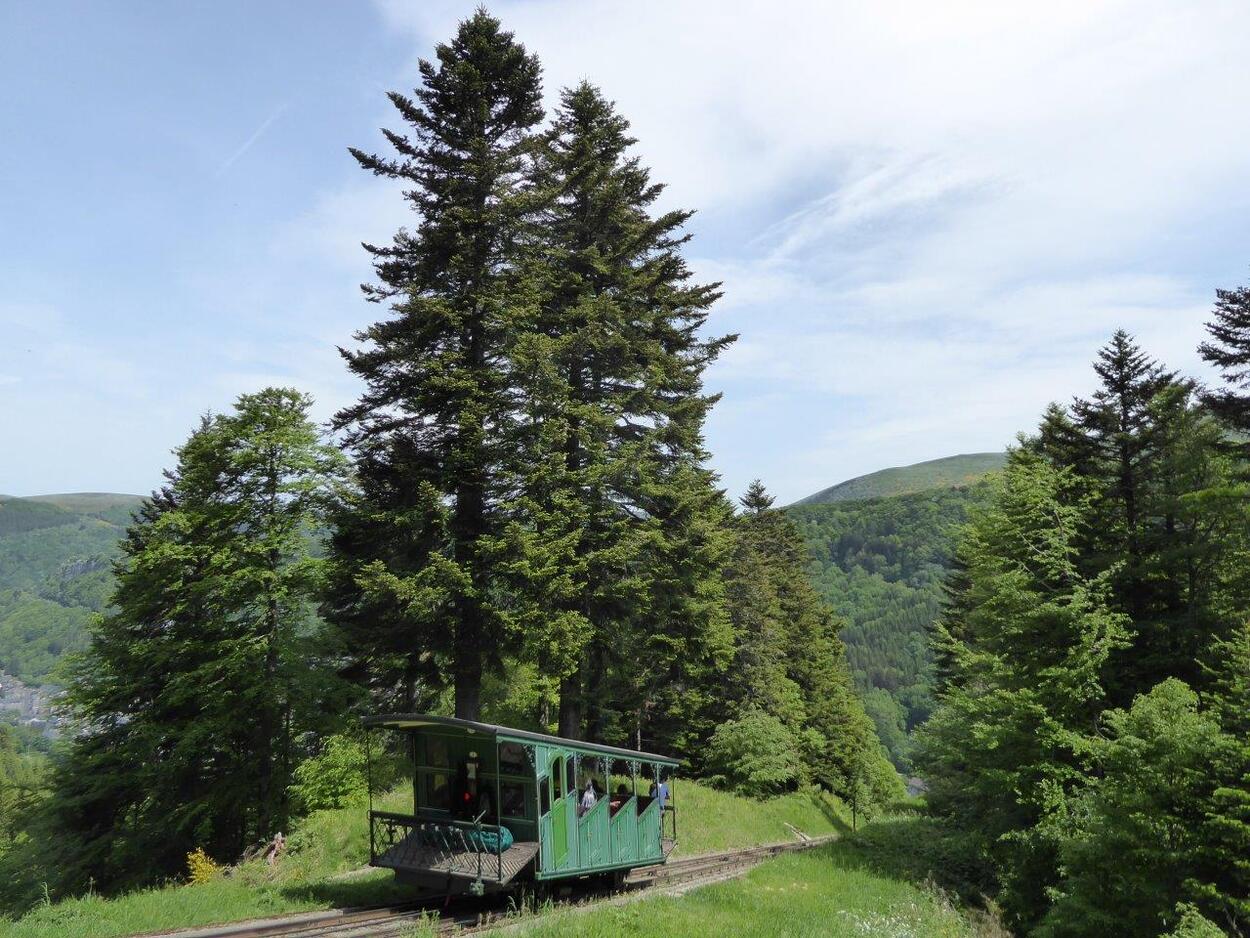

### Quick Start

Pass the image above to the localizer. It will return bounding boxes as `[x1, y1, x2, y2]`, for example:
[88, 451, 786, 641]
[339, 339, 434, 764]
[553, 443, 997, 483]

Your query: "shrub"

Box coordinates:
[703, 711, 803, 797]
[289, 732, 405, 814]
[1164, 904, 1227, 938]
[185, 847, 221, 885]
[289, 734, 370, 814]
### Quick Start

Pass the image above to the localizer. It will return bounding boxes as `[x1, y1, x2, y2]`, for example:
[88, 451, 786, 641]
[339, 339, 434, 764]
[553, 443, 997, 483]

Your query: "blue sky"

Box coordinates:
[4, 0, 1250, 504]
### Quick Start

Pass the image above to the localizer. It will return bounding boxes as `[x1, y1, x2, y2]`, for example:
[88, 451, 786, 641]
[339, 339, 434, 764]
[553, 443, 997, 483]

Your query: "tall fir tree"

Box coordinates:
[1067, 330, 1176, 607]
[45, 390, 345, 892]
[722, 481, 899, 802]
[329, 10, 545, 719]
[1036, 331, 1244, 704]
[1200, 277, 1250, 461]
[513, 82, 735, 742]
[918, 450, 1130, 929]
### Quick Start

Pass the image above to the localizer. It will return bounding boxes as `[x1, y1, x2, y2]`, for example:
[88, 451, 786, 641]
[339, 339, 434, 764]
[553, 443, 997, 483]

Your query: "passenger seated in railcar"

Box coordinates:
[578, 779, 597, 817]
[610, 782, 631, 815]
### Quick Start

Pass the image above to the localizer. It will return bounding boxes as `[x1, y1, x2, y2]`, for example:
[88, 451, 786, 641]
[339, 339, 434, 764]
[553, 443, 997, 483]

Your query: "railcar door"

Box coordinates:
[549, 755, 569, 867]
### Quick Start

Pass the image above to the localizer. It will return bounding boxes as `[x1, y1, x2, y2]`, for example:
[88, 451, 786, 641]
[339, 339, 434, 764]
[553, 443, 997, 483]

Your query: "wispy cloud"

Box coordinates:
[217, 104, 287, 176]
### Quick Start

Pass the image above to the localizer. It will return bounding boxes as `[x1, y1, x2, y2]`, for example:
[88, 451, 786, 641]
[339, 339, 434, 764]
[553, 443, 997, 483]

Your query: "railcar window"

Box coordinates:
[424, 736, 449, 768]
[499, 742, 527, 775]
[540, 777, 551, 816]
[425, 771, 450, 810]
[501, 781, 528, 818]
[551, 758, 563, 799]
[565, 757, 575, 795]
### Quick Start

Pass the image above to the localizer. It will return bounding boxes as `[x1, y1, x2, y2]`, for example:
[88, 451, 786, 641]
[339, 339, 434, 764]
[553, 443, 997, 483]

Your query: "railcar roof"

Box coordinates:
[362, 712, 681, 766]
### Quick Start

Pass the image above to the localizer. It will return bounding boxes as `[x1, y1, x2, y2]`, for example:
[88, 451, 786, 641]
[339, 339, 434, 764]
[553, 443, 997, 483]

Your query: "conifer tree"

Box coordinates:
[1068, 331, 1176, 602]
[330, 11, 544, 719]
[513, 82, 735, 741]
[1200, 278, 1250, 458]
[47, 390, 345, 891]
[1033, 332, 1246, 704]
[918, 450, 1130, 928]
[723, 482, 899, 802]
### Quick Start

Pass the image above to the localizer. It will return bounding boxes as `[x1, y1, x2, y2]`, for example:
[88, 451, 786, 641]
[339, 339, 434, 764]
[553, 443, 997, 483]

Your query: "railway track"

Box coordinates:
[141, 836, 835, 938]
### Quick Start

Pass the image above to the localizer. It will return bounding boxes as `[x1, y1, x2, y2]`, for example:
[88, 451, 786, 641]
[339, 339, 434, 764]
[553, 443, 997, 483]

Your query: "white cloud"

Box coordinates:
[363, 0, 1250, 501]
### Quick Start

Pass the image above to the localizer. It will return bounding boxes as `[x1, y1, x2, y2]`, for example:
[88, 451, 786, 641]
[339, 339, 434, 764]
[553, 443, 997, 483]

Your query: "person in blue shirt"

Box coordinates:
[649, 778, 669, 811]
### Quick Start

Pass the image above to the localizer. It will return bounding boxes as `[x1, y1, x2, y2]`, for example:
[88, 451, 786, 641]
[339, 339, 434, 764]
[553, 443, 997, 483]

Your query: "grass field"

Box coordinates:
[0, 781, 854, 938]
[508, 832, 1005, 938]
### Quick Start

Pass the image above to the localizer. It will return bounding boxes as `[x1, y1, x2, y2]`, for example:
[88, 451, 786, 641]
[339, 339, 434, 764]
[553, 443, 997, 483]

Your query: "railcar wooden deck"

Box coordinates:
[375, 833, 539, 884]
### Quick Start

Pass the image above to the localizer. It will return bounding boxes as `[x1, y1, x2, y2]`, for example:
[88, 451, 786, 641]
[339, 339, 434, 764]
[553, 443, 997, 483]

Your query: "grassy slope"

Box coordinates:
[0, 782, 852, 938]
[510, 822, 1003, 938]
[792, 452, 1006, 506]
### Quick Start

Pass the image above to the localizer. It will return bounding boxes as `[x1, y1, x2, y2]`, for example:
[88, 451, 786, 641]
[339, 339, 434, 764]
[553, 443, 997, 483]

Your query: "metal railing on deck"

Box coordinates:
[369, 810, 504, 892]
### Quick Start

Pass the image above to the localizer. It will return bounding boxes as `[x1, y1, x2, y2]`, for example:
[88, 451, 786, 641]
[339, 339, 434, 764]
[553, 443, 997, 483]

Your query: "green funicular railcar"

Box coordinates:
[363, 714, 679, 896]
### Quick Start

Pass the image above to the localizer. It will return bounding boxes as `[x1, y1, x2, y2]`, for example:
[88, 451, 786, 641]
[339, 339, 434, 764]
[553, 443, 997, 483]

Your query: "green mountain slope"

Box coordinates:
[23, 493, 145, 526]
[0, 494, 141, 683]
[787, 482, 991, 770]
[791, 452, 1006, 505]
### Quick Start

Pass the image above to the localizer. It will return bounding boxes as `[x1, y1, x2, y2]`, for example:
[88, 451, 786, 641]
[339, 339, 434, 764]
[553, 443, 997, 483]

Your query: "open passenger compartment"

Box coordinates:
[363, 713, 679, 895]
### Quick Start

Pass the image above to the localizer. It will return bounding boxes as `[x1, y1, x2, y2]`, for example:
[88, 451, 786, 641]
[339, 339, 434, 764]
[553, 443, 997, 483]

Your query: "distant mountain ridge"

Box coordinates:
[791, 452, 1007, 506]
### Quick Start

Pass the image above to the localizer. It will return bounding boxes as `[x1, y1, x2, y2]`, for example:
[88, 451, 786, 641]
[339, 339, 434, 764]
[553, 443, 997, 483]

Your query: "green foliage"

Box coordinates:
[1164, 905, 1229, 938]
[703, 711, 803, 797]
[860, 688, 911, 771]
[288, 733, 403, 814]
[922, 323, 1250, 934]
[718, 483, 901, 808]
[1191, 621, 1250, 932]
[0, 499, 75, 536]
[330, 9, 546, 721]
[792, 452, 1006, 505]
[0, 723, 48, 848]
[288, 734, 371, 814]
[0, 495, 139, 684]
[0, 512, 131, 596]
[512, 81, 733, 750]
[917, 450, 1130, 929]
[1040, 680, 1227, 937]
[1035, 333, 1246, 704]
[0, 595, 91, 683]
[36, 389, 350, 895]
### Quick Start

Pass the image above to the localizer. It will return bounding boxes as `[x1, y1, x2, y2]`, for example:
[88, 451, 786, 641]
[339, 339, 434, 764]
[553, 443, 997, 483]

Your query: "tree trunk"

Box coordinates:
[256, 525, 281, 839]
[454, 653, 482, 721]
[451, 316, 488, 723]
[585, 643, 606, 741]
[559, 670, 583, 739]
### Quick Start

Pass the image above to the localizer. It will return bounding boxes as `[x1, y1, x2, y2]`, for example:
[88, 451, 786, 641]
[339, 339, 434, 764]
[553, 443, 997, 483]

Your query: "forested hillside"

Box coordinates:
[0, 495, 140, 682]
[788, 484, 989, 769]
